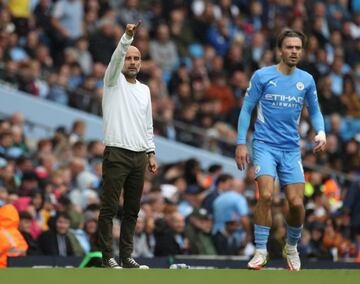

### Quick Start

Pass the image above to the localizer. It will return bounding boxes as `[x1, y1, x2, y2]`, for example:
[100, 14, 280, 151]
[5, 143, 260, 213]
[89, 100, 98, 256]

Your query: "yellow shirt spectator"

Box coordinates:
[7, 0, 31, 18]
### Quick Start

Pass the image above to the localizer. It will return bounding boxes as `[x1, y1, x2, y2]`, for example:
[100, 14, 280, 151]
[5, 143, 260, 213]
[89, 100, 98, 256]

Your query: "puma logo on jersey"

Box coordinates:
[269, 80, 277, 87]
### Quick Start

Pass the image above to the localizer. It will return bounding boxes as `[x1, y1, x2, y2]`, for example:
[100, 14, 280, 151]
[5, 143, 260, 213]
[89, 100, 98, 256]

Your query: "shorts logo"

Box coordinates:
[255, 165, 261, 174]
[296, 82, 304, 90]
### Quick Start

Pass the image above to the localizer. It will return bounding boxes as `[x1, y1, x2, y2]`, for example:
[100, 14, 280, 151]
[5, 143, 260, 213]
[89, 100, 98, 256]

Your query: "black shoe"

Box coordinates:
[121, 257, 149, 269]
[102, 257, 122, 269]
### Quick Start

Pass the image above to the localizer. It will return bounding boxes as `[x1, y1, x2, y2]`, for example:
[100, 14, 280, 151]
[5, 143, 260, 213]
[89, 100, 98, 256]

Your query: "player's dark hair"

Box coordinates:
[277, 29, 306, 49]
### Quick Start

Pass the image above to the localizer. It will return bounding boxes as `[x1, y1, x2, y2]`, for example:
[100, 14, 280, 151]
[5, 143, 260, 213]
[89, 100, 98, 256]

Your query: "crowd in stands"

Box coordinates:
[0, 1, 359, 154]
[0, 0, 360, 265]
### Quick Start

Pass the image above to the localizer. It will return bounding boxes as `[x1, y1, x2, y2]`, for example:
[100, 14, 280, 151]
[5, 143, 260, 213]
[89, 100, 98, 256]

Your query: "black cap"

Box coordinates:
[191, 208, 211, 219]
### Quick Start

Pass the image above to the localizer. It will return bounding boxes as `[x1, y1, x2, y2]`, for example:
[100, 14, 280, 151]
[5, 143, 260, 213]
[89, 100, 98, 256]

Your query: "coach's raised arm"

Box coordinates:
[104, 21, 141, 87]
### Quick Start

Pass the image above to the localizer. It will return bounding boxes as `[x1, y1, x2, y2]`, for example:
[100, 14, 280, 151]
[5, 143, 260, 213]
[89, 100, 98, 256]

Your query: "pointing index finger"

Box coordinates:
[135, 20, 142, 28]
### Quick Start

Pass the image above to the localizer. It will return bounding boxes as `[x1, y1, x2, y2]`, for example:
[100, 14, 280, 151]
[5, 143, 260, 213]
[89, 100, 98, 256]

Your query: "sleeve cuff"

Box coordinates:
[316, 131, 326, 140]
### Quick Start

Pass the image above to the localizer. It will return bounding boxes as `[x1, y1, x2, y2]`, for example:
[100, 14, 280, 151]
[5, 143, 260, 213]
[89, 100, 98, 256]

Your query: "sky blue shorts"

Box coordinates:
[252, 141, 305, 186]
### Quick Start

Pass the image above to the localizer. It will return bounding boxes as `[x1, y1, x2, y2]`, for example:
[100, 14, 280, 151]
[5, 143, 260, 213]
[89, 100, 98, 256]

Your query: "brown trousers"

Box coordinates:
[97, 146, 146, 260]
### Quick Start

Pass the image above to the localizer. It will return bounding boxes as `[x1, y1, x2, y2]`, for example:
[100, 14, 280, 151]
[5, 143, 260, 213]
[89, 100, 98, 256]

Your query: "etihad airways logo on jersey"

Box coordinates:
[264, 94, 303, 107]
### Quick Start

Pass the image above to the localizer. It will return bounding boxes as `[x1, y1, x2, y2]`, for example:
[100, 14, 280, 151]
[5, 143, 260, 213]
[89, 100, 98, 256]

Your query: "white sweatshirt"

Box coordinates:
[102, 33, 155, 153]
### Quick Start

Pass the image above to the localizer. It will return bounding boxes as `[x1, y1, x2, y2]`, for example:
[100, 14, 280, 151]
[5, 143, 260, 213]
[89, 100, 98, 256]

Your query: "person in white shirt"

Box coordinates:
[97, 21, 157, 269]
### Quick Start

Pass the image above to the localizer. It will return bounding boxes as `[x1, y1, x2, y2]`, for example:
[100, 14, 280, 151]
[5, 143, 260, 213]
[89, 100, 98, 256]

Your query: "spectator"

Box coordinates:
[51, 0, 84, 44]
[69, 171, 99, 210]
[306, 221, 332, 259]
[0, 186, 7, 205]
[244, 0, 265, 33]
[88, 18, 117, 65]
[33, 0, 53, 39]
[149, 23, 179, 76]
[7, 0, 31, 37]
[191, 1, 216, 44]
[213, 0, 240, 21]
[244, 31, 267, 66]
[212, 179, 250, 241]
[154, 211, 187, 256]
[212, 219, 241, 255]
[318, 75, 346, 116]
[326, 0, 351, 31]
[117, 0, 149, 29]
[19, 211, 41, 255]
[0, 204, 28, 267]
[0, 60, 19, 87]
[206, 17, 236, 56]
[47, 73, 69, 105]
[38, 212, 74, 256]
[132, 210, 154, 258]
[224, 44, 246, 77]
[322, 217, 354, 259]
[314, 48, 331, 77]
[34, 44, 53, 76]
[169, 8, 195, 58]
[205, 71, 235, 114]
[69, 120, 86, 144]
[83, 217, 99, 252]
[330, 53, 351, 96]
[18, 61, 39, 96]
[343, 182, 360, 258]
[340, 75, 360, 117]
[74, 37, 93, 76]
[202, 174, 233, 215]
[68, 214, 90, 256]
[0, 162, 17, 190]
[24, 31, 40, 59]
[185, 208, 216, 255]
[311, 1, 330, 40]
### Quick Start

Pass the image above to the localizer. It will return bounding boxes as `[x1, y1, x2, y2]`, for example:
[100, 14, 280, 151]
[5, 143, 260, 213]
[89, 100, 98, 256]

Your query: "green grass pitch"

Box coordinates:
[1, 269, 359, 284]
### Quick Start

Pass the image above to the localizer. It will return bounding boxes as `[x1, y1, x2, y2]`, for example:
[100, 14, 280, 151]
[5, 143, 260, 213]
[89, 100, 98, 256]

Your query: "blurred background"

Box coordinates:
[0, 0, 359, 267]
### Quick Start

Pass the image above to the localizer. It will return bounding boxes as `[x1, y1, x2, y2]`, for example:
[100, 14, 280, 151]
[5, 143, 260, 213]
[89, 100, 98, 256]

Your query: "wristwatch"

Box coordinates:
[147, 151, 155, 156]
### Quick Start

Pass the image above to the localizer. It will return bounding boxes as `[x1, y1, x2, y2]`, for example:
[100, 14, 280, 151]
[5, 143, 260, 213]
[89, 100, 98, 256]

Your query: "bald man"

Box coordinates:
[98, 22, 157, 269]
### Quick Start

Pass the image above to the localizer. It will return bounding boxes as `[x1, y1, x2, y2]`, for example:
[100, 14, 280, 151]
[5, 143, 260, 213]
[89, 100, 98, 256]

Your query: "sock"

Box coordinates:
[254, 224, 270, 250]
[286, 224, 303, 246]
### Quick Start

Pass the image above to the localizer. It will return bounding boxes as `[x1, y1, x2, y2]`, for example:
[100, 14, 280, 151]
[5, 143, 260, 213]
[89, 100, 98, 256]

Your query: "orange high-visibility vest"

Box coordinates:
[0, 205, 28, 268]
[323, 179, 341, 201]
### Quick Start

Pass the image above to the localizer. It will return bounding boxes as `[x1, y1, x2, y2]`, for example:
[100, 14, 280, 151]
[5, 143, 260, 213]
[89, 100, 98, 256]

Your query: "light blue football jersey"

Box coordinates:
[244, 65, 320, 150]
